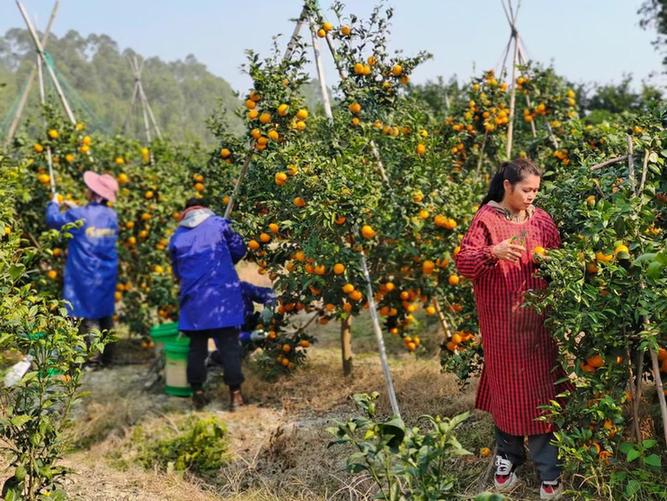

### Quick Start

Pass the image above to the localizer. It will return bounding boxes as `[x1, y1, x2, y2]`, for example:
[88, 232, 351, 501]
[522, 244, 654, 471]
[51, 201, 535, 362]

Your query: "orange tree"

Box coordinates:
[0, 152, 108, 499]
[12, 105, 205, 337]
[199, 1, 487, 378]
[523, 107, 667, 497]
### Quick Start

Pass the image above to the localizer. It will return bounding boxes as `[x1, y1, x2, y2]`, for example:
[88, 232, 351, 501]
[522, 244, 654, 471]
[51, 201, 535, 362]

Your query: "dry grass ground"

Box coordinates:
[2, 304, 550, 500]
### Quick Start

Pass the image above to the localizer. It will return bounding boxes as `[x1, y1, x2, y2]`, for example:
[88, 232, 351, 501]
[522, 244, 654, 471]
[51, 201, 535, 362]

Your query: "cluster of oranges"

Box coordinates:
[244, 90, 309, 152]
[445, 330, 476, 352]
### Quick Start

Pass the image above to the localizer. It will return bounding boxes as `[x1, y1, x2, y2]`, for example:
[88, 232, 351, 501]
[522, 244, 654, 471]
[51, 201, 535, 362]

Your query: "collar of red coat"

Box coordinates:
[487, 200, 535, 221]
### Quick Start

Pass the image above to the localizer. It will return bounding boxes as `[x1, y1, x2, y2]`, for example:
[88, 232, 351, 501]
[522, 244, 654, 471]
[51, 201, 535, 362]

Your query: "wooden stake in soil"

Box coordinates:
[340, 315, 353, 376]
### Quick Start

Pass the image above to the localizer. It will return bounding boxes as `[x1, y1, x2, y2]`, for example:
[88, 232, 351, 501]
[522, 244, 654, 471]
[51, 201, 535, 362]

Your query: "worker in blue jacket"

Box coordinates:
[46, 171, 119, 366]
[208, 281, 275, 366]
[168, 198, 247, 410]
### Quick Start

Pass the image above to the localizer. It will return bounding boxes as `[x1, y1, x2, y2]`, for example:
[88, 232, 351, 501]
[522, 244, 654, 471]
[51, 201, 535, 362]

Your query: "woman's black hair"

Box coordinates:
[481, 158, 543, 205]
[184, 197, 208, 209]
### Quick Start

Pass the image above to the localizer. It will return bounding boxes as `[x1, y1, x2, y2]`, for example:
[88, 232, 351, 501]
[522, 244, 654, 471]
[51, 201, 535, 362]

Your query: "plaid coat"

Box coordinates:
[455, 204, 564, 435]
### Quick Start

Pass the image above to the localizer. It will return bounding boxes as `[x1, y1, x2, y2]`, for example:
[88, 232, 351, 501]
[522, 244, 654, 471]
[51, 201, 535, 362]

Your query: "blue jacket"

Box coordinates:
[240, 281, 275, 333]
[169, 209, 246, 331]
[46, 201, 118, 319]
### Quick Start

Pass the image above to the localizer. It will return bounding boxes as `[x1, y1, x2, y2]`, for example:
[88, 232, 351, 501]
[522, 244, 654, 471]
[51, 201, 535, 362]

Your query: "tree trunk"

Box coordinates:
[340, 315, 353, 376]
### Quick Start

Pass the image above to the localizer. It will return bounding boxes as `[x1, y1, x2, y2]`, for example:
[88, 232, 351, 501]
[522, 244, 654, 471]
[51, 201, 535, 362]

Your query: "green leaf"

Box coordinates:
[10, 415, 31, 427]
[644, 454, 661, 468]
[626, 479, 641, 497]
[626, 447, 641, 463]
[641, 439, 657, 449]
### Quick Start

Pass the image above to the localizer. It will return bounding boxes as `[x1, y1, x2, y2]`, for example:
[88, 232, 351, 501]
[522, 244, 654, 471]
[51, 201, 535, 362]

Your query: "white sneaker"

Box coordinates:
[540, 479, 563, 500]
[494, 456, 519, 491]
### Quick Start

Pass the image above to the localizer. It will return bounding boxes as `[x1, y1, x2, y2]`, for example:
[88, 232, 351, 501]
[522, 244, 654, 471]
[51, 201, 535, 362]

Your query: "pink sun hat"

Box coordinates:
[83, 171, 119, 203]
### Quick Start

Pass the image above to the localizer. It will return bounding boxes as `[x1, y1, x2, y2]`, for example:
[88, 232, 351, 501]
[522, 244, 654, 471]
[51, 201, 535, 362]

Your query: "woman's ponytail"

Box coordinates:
[481, 159, 542, 205]
[481, 162, 510, 205]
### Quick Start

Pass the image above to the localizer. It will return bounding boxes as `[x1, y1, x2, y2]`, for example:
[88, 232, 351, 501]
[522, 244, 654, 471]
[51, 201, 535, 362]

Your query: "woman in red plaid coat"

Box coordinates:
[455, 158, 565, 500]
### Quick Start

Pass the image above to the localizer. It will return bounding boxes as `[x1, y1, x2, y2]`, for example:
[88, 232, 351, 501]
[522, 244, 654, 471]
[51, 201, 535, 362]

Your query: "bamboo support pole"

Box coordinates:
[632, 348, 645, 442]
[123, 81, 140, 134]
[309, 24, 334, 122]
[590, 155, 626, 171]
[17, 1, 76, 125]
[36, 55, 56, 195]
[224, 152, 253, 219]
[4, 0, 59, 147]
[303, 12, 400, 416]
[639, 149, 650, 195]
[649, 348, 667, 446]
[432, 299, 453, 341]
[627, 135, 637, 194]
[504, 32, 519, 160]
[360, 253, 401, 418]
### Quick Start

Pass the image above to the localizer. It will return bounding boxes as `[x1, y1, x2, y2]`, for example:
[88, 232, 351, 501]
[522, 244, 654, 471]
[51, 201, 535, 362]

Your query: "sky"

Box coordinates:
[1, 0, 664, 94]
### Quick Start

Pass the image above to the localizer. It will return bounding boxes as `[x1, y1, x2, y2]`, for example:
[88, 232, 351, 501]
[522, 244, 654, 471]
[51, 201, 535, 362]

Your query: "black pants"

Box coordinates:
[495, 427, 560, 482]
[184, 328, 243, 390]
[79, 316, 114, 365]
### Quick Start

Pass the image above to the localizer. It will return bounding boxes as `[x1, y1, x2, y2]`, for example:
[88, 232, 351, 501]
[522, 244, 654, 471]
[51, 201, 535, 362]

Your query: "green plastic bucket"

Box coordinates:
[164, 335, 191, 397]
[149, 322, 179, 350]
